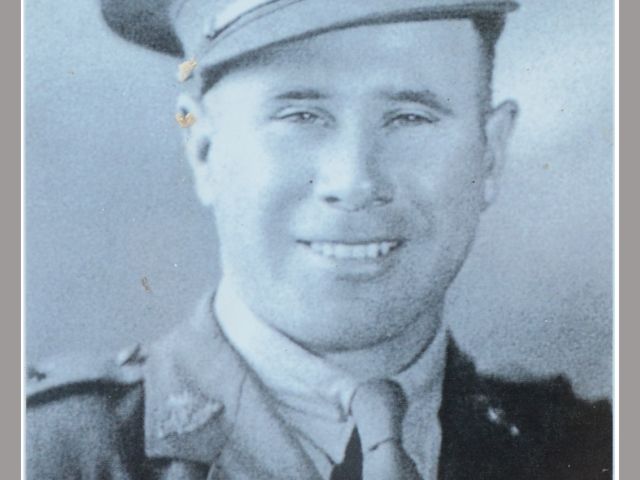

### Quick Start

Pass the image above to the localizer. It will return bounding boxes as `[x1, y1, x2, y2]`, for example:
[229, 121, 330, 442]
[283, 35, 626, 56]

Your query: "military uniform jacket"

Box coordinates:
[27, 300, 612, 480]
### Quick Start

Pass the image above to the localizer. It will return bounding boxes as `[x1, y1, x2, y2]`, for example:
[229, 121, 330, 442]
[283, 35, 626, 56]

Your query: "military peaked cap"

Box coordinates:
[101, 0, 518, 68]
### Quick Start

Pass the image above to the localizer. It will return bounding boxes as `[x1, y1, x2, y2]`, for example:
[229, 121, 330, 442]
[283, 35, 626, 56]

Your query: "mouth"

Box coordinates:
[298, 240, 402, 260]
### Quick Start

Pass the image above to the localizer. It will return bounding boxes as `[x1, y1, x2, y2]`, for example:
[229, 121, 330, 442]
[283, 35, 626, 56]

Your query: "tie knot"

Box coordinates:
[350, 379, 407, 452]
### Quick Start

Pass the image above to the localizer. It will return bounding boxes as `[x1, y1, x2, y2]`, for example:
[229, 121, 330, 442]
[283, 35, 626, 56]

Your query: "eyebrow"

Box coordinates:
[273, 89, 329, 101]
[382, 89, 454, 116]
[270, 88, 454, 115]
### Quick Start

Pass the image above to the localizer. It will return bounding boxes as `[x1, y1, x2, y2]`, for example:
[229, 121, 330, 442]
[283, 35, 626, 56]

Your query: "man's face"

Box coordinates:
[186, 20, 514, 353]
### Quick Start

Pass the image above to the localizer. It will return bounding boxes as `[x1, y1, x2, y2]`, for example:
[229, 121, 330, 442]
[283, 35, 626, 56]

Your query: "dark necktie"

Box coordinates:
[331, 379, 422, 480]
[330, 427, 363, 480]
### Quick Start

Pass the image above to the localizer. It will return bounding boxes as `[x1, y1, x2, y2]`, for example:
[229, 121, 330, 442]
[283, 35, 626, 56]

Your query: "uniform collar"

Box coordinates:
[143, 294, 243, 463]
[143, 293, 321, 478]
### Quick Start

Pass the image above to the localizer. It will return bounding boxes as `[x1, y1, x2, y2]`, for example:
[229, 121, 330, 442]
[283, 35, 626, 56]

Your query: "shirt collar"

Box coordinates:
[215, 277, 448, 468]
[215, 278, 357, 420]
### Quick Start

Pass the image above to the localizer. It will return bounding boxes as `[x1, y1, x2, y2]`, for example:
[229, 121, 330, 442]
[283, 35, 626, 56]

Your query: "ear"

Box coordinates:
[481, 100, 518, 208]
[177, 92, 216, 207]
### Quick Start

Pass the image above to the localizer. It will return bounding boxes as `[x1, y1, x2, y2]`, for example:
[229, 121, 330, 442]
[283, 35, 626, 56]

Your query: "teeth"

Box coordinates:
[334, 244, 348, 258]
[307, 241, 398, 259]
[311, 243, 323, 254]
[353, 245, 367, 259]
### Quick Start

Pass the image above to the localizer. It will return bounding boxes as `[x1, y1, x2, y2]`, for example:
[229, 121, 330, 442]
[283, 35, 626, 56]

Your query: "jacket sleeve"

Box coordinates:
[27, 389, 124, 480]
[534, 376, 612, 480]
[26, 346, 147, 480]
[547, 393, 612, 479]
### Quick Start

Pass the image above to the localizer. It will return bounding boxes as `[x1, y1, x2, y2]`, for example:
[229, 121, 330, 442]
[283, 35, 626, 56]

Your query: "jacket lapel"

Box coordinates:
[438, 339, 532, 480]
[143, 295, 321, 479]
[217, 369, 321, 479]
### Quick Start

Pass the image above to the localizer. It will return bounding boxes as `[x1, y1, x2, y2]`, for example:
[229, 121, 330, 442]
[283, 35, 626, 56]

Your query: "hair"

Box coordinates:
[471, 13, 506, 116]
[200, 13, 506, 116]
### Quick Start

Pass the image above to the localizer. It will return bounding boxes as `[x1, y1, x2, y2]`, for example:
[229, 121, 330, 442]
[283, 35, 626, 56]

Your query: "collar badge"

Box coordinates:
[158, 391, 224, 439]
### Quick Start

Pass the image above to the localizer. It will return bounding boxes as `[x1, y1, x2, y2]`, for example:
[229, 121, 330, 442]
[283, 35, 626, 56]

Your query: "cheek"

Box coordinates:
[208, 130, 309, 238]
[399, 127, 486, 202]
[393, 129, 487, 253]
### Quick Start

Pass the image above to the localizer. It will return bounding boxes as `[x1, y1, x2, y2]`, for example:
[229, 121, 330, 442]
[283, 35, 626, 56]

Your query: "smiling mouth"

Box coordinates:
[299, 240, 402, 259]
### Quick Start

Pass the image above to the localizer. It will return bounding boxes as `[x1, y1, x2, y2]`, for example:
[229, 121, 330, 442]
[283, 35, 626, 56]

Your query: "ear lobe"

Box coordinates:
[481, 99, 518, 208]
[177, 93, 216, 207]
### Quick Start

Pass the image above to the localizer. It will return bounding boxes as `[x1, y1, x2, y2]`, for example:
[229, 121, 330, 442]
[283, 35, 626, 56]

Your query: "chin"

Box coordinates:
[277, 299, 419, 351]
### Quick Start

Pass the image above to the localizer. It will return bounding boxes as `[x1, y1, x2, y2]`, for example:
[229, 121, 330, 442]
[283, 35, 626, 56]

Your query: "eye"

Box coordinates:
[276, 110, 324, 125]
[386, 112, 440, 127]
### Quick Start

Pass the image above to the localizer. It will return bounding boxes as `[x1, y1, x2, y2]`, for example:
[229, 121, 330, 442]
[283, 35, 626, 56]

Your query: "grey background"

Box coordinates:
[2, 0, 20, 476]
[25, 0, 613, 399]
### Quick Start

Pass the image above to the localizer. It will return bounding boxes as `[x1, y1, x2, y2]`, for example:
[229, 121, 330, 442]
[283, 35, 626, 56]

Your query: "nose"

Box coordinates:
[314, 130, 393, 212]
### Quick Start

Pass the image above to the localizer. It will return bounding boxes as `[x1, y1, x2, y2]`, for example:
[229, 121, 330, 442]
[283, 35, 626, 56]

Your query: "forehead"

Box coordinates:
[202, 20, 485, 105]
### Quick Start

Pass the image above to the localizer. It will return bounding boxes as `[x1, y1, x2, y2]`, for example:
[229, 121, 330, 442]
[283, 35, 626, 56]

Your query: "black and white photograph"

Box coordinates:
[25, 0, 614, 478]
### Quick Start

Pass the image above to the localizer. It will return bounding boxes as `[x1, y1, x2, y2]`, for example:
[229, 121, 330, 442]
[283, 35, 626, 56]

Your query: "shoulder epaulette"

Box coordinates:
[26, 343, 147, 401]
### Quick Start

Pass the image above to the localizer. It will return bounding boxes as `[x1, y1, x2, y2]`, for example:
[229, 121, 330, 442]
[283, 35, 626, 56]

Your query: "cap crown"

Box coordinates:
[102, 0, 518, 63]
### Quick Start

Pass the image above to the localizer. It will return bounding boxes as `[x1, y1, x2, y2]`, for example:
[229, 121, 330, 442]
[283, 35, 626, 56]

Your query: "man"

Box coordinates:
[26, 1, 612, 479]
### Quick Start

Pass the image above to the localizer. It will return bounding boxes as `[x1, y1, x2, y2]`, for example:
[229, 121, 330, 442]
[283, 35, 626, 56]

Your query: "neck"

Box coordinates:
[323, 306, 444, 381]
